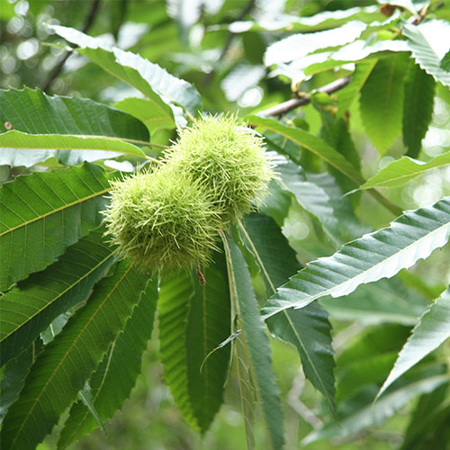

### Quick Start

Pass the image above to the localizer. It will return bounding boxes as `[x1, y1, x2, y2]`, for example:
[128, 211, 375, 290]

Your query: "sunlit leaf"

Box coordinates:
[0, 230, 116, 366]
[49, 24, 202, 118]
[403, 20, 450, 87]
[0, 163, 110, 291]
[360, 152, 450, 190]
[263, 197, 450, 319]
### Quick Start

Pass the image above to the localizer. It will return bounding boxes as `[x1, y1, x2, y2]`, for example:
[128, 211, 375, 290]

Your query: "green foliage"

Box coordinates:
[0, 163, 109, 290]
[360, 55, 409, 153]
[1, 2, 449, 449]
[403, 63, 436, 157]
[1, 259, 153, 450]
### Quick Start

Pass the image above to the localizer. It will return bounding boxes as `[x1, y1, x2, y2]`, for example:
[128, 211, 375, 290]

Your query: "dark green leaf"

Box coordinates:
[360, 54, 409, 153]
[0, 230, 116, 366]
[0, 87, 149, 140]
[223, 234, 284, 450]
[58, 277, 158, 449]
[403, 63, 436, 157]
[0, 258, 151, 450]
[0, 163, 110, 291]
[186, 251, 231, 433]
[246, 115, 363, 184]
[440, 50, 450, 72]
[159, 271, 198, 428]
[0, 341, 42, 423]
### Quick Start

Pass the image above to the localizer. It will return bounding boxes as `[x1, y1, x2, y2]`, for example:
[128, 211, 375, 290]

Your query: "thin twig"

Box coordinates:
[260, 76, 351, 117]
[41, 0, 102, 92]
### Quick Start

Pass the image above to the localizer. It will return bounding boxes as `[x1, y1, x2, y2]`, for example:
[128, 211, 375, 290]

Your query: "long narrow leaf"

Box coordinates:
[0, 163, 110, 290]
[0, 131, 147, 160]
[0, 259, 151, 450]
[186, 251, 232, 433]
[263, 197, 450, 319]
[377, 287, 450, 399]
[240, 214, 336, 416]
[49, 24, 202, 118]
[58, 277, 158, 448]
[223, 233, 284, 450]
[402, 63, 436, 157]
[158, 271, 199, 430]
[0, 230, 116, 366]
[360, 152, 450, 190]
[0, 87, 149, 141]
[246, 115, 363, 184]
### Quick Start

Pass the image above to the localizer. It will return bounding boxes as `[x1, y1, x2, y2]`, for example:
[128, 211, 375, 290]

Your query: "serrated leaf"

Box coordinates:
[159, 252, 232, 434]
[360, 54, 409, 153]
[246, 116, 363, 184]
[0, 87, 149, 140]
[0, 258, 151, 450]
[0, 131, 147, 167]
[223, 234, 284, 450]
[403, 63, 436, 157]
[158, 271, 198, 429]
[264, 20, 367, 66]
[240, 214, 336, 416]
[58, 277, 158, 449]
[186, 252, 232, 433]
[0, 340, 43, 423]
[337, 60, 377, 116]
[377, 287, 450, 399]
[0, 163, 110, 291]
[49, 24, 202, 119]
[0, 230, 116, 366]
[360, 151, 450, 190]
[403, 20, 450, 87]
[262, 197, 450, 319]
[302, 374, 450, 444]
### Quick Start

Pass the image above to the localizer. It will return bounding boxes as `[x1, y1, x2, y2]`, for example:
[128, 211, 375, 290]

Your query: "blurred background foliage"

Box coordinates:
[1, 0, 450, 449]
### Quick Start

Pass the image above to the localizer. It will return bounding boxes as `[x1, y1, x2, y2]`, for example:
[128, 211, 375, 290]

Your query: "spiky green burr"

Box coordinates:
[102, 166, 220, 272]
[165, 115, 273, 223]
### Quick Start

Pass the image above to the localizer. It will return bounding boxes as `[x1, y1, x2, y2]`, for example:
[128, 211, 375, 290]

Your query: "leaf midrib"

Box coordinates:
[0, 187, 110, 238]
[10, 263, 132, 448]
[265, 214, 450, 318]
[0, 248, 118, 343]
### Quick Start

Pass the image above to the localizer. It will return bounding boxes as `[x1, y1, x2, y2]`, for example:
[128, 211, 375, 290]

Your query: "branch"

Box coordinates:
[41, 0, 102, 92]
[260, 76, 351, 117]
